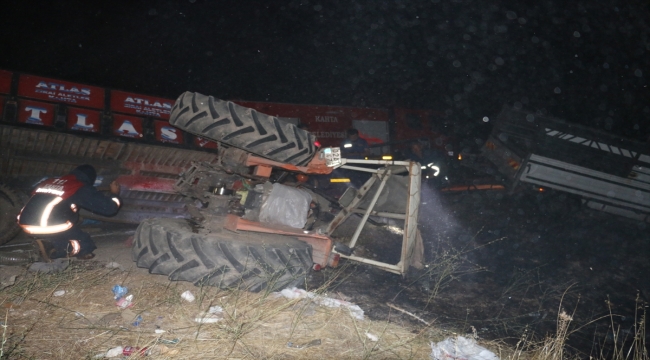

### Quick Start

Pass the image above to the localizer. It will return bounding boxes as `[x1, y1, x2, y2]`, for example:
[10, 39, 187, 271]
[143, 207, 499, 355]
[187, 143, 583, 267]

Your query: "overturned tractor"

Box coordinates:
[131, 92, 424, 292]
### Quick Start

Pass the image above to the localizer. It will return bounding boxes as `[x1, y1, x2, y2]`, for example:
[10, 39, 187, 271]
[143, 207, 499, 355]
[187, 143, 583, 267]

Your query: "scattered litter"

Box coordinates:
[132, 315, 143, 326]
[116, 294, 134, 309]
[94, 346, 124, 359]
[157, 338, 180, 345]
[154, 329, 166, 334]
[365, 332, 379, 342]
[96, 345, 154, 358]
[105, 262, 125, 271]
[116, 344, 173, 356]
[287, 339, 322, 349]
[112, 285, 128, 300]
[122, 346, 148, 356]
[194, 305, 223, 323]
[75, 311, 85, 317]
[276, 287, 364, 320]
[104, 346, 124, 358]
[194, 313, 221, 323]
[53, 290, 65, 297]
[181, 290, 195, 302]
[430, 336, 499, 360]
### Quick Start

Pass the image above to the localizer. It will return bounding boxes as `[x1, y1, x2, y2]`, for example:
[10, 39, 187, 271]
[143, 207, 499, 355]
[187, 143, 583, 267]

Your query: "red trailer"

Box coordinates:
[0, 69, 451, 246]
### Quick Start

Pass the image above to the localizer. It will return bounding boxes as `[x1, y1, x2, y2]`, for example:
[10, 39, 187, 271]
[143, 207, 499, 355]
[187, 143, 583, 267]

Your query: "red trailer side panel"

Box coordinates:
[154, 119, 184, 144]
[393, 108, 451, 151]
[111, 90, 173, 119]
[18, 100, 55, 126]
[113, 114, 144, 139]
[235, 100, 389, 147]
[67, 107, 101, 133]
[17, 74, 105, 109]
[0, 70, 11, 94]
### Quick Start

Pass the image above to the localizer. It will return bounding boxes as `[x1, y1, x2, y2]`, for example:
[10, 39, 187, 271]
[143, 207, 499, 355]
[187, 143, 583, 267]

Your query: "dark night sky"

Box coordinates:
[1, 0, 649, 141]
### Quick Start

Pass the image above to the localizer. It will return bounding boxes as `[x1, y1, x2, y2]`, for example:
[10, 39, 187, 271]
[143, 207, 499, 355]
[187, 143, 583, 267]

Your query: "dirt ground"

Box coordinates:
[0, 225, 434, 359]
[1, 182, 648, 358]
[1, 221, 502, 360]
[315, 184, 650, 358]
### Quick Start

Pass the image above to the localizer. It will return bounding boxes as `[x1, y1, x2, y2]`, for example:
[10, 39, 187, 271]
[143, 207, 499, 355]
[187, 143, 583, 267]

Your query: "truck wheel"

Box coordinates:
[0, 183, 24, 246]
[169, 91, 317, 166]
[132, 218, 313, 292]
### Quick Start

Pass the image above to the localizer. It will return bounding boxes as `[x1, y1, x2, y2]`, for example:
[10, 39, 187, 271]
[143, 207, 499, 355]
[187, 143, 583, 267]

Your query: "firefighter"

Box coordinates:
[17, 164, 122, 261]
[339, 129, 371, 187]
[340, 128, 369, 159]
[404, 141, 447, 187]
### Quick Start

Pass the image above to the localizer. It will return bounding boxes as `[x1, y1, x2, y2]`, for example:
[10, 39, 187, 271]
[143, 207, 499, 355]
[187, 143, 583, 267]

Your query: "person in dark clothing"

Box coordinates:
[403, 141, 429, 164]
[340, 128, 369, 159]
[403, 141, 448, 187]
[17, 164, 122, 261]
[338, 129, 371, 187]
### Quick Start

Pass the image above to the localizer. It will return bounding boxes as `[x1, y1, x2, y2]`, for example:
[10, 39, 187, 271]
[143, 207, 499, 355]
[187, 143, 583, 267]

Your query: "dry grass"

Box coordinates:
[0, 262, 456, 359]
[527, 310, 574, 360]
[3, 260, 645, 359]
[489, 292, 649, 360]
[402, 231, 494, 308]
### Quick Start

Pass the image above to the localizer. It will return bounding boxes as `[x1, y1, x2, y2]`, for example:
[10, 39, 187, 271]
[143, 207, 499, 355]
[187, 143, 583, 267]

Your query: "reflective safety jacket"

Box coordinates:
[340, 137, 369, 159]
[17, 174, 121, 235]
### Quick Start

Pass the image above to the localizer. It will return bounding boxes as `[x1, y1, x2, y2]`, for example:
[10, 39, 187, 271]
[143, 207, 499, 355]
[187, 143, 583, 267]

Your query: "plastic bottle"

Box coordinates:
[104, 346, 123, 357]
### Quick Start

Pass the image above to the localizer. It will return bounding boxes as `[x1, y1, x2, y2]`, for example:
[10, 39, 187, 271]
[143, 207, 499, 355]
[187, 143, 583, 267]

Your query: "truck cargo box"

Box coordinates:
[483, 105, 650, 222]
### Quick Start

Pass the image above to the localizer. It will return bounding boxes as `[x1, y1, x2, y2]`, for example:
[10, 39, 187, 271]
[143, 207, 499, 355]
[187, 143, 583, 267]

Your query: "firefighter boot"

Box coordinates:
[66, 239, 95, 260]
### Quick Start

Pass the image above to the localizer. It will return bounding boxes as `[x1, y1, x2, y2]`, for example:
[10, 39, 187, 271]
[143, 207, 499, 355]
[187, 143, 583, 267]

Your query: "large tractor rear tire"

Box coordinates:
[132, 218, 313, 292]
[169, 91, 317, 166]
[0, 183, 24, 246]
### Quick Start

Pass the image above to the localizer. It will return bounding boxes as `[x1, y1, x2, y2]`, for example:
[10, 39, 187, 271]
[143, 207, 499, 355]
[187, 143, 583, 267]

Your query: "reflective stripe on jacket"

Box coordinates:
[18, 175, 84, 234]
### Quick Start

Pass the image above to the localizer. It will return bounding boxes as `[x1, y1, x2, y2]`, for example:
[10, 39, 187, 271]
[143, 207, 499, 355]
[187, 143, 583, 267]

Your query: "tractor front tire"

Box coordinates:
[132, 218, 313, 293]
[169, 91, 317, 166]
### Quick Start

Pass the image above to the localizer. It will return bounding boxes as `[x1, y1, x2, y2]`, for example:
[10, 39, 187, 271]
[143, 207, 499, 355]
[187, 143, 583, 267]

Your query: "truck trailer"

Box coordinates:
[482, 105, 650, 222]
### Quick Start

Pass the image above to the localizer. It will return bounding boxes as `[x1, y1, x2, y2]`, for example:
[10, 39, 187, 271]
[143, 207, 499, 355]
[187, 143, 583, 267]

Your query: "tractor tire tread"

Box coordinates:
[168, 92, 317, 165]
[131, 218, 312, 293]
